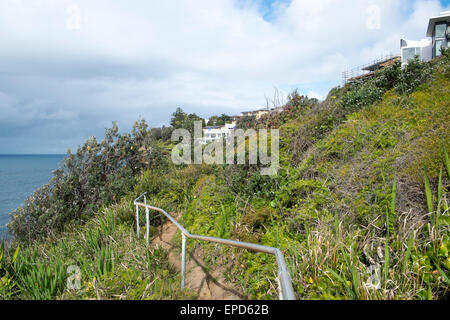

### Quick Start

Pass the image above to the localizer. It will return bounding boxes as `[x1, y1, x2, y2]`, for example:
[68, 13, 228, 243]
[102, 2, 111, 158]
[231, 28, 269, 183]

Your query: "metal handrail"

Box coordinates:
[133, 193, 296, 300]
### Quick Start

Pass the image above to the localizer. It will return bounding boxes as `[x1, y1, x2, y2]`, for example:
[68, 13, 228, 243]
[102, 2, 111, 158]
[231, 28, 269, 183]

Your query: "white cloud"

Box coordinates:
[307, 91, 324, 101]
[0, 0, 447, 153]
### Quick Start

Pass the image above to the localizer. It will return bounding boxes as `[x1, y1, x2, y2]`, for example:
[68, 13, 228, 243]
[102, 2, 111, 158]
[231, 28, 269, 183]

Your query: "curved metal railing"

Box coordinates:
[134, 192, 296, 300]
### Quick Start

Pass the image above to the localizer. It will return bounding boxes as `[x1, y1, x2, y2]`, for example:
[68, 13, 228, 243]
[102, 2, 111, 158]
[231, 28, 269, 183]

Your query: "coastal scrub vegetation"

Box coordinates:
[1, 50, 449, 300]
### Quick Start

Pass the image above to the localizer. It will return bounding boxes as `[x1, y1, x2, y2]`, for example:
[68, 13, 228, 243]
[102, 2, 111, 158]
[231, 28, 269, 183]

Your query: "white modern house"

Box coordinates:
[401, 11, 450, 65]
[197, 122, 236, 145]
[400, 38, 432, 67]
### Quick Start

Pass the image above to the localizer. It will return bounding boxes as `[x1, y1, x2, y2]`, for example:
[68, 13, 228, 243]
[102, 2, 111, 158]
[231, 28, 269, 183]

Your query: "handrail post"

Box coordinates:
[136, 204, 140, 238]
[181, 233, 186, 289]
[146, 206, 150, 245]
[144, 194, 150, 244]
[134, 192, 147, 240]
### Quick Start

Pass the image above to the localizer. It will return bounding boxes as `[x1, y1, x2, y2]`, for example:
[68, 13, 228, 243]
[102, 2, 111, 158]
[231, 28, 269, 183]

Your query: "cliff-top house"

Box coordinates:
[401, 11, 450, 65]
[343, 11, 450, 83]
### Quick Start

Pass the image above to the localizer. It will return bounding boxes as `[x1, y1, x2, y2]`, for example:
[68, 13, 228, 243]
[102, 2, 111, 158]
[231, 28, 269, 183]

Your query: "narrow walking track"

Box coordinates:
[150, 215, 244, 300]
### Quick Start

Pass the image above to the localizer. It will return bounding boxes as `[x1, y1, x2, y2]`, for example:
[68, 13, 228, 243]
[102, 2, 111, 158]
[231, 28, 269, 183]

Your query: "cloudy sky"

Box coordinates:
[1, 0, 449, 154]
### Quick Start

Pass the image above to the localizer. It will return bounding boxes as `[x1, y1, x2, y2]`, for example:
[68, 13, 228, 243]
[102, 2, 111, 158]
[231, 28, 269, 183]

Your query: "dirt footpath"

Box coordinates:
[151, 217, 244, 300]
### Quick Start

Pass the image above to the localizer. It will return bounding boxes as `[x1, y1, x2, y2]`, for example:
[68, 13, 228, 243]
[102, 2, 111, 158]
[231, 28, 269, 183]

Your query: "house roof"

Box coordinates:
[400, 38, 432, 48]
[426, 11, 450, 37]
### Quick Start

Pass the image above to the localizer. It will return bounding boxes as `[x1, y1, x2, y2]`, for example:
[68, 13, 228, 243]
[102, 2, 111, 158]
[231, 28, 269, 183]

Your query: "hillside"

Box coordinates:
[1, 52, 449, 300]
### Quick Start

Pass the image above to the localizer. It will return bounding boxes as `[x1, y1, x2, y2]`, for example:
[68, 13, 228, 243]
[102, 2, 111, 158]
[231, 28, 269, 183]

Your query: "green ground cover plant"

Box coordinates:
[2, 50, 449, 300]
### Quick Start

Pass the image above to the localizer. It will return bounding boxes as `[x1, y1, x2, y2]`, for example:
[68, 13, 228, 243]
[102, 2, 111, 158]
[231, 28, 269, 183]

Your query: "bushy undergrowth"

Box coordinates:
[2, 50, 449, 300]
[2, 201, 194, 299]
[174, 52, 449, 299]
[8, 120, 171, 243]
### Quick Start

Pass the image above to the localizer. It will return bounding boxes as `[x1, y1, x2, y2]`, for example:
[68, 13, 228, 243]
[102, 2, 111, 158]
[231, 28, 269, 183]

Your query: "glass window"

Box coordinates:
[402, 47, 416, 62]
[415, 47, 422, 59]
[435, 40, 444, 57]
[435, 23, 446, 39]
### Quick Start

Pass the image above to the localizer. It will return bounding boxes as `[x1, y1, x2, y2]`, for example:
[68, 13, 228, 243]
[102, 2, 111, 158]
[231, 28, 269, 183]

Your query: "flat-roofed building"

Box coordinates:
[400, 38, 432, 66]
[401, 11, 450, 66]
[197, 122, 236, 145]
[239, 108, 270, 119]
[254, 109, 269, 120]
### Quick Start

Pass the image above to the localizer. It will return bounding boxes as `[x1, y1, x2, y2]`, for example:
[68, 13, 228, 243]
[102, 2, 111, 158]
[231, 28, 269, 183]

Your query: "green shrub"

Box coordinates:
[8, 120, 169, 243]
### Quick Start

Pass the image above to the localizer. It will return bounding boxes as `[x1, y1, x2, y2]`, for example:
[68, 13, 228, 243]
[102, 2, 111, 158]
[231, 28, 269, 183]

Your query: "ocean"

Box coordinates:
[0, 154, 65, 239]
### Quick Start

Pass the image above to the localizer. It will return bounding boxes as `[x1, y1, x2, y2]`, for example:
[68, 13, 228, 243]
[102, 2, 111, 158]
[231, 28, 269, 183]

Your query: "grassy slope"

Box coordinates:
[6, 201, 194, 299]
[176, 57, 450, 299]
[2, 56, 449, 300]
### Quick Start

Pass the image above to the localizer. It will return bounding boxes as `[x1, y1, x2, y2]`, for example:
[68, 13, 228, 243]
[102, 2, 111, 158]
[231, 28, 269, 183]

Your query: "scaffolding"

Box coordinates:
[342, 54, 400, 85]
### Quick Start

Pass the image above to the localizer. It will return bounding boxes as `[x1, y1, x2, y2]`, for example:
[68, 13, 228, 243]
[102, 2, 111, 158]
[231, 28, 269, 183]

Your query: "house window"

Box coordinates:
[402, 47, 416, 62]
[435, 23, 447, 57]
[435, 40, 445, 57]
[415, 47, 422, 60]
[435, 23, 446, 38]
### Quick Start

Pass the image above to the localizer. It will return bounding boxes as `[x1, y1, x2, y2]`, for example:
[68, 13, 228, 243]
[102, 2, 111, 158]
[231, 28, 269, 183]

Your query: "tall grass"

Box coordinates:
[0, 241, 20, 299]
[95, 245, 115, 279]
[17, 261, 65, 300]
[443, 142, 450, 179]
[424, 168, 433, 214]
